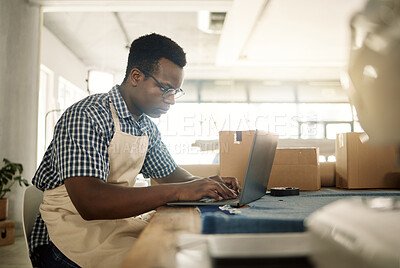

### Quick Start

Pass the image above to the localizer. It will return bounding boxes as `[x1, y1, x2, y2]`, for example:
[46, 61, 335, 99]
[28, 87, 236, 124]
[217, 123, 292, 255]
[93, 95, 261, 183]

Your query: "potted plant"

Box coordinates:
[0, 158, 29, 220]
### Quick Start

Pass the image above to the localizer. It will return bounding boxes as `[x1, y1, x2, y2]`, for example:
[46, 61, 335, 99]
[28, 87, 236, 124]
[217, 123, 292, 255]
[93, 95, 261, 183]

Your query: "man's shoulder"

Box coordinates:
[65, 93, 110, 119]
[59, 93, 112, 132]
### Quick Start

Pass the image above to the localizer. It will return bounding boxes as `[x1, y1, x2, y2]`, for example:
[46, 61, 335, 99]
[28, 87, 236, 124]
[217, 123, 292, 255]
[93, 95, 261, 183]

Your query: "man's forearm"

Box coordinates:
[65, 176, 180, 220]
[156, 166, 197, 183]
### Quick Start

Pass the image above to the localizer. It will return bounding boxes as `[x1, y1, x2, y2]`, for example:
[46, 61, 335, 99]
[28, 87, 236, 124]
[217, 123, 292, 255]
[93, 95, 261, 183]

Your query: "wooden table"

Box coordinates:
[121, 206, 201, 268]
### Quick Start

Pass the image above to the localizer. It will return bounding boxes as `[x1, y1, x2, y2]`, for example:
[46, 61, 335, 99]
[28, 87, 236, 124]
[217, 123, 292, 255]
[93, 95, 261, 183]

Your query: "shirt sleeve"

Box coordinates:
[54, 108, 110, 182]
[140, 122, 177, 179]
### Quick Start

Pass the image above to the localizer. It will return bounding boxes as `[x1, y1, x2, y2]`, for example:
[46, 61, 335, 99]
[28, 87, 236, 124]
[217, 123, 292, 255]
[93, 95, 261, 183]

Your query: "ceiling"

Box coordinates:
[33, 0, 367, 80]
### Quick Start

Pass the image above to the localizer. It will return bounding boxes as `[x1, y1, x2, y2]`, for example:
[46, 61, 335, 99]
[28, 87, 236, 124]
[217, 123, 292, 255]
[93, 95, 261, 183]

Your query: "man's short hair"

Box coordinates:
[123, 33, 186, 82]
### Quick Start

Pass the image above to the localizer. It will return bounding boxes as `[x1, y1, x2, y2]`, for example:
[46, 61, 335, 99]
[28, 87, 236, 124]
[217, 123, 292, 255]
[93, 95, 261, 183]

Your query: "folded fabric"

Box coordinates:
[199, 189, 400, 234]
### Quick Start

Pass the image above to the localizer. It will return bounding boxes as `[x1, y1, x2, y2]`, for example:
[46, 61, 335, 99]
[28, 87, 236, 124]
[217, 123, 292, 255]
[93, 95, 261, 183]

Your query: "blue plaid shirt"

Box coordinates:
[29, 85, 177, 257]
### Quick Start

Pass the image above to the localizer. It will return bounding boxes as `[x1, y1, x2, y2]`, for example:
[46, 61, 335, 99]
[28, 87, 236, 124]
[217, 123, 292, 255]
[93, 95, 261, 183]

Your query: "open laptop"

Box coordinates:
[167, 130, 278, 207]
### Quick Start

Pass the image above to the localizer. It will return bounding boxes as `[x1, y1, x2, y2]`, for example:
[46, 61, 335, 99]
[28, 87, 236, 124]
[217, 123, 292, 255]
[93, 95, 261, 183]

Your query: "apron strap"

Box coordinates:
[109, 101, 121, 132]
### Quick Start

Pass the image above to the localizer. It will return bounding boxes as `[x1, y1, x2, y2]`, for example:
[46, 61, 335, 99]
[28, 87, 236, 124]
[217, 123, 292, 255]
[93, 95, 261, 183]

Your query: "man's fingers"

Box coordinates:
[223, 176, 240, 193]
[208, 176, 238, 198]
[204, 180, 229, 199]
[213, 181, 237, 199]
[214, 183, 230, 199]
[207, 190, 222, 201]
[221, 182, 237, 198]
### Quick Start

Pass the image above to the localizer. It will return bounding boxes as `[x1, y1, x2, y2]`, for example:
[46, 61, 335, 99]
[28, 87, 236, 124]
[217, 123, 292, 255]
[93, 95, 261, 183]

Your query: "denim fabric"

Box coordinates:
[31, 241, 80, 268]
[199, 189, 400, 234]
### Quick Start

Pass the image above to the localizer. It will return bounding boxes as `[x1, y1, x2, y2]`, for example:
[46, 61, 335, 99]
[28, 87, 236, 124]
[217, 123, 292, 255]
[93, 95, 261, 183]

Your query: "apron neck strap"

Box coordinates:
[109, 100, 121, 132]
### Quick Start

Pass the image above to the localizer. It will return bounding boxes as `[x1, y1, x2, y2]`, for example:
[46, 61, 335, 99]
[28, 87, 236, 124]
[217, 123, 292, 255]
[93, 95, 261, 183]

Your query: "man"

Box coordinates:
[30, 33, 238, 268]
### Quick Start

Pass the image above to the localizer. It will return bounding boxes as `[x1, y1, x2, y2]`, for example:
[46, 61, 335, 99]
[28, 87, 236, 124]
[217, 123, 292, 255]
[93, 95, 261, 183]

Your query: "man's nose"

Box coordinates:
[164, 94, 175, 105]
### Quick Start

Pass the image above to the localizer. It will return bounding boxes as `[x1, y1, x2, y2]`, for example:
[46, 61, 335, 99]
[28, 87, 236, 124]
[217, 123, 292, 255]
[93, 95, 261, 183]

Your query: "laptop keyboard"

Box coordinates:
[199, 197, 220, 203]
[199, 195, 241, 203]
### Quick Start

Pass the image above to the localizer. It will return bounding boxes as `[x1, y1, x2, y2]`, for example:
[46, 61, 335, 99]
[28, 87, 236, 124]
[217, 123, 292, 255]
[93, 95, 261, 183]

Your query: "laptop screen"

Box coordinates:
[239, 130, 278, 205]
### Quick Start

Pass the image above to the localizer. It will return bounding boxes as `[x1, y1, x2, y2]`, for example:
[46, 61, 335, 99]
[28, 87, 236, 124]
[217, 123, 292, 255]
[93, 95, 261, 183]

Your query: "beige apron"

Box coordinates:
[40, 101, 151, 268]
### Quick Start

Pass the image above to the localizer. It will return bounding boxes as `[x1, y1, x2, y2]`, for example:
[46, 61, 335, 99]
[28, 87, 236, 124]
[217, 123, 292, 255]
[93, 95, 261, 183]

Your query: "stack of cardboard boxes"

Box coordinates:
[182, 131, 400, 191]
[268, 148, 320, 190]
[335, 132, 400, 189]
[181, 131, 321, 191]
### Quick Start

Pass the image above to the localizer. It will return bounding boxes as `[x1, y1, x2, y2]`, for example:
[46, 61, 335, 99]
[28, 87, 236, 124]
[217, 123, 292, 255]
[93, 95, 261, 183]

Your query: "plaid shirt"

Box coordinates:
[29, 85, 177, 257]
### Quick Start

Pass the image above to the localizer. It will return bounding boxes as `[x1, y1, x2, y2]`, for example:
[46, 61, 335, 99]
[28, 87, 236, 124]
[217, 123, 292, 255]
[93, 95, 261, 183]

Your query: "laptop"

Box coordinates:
[167, 130, 278, 207]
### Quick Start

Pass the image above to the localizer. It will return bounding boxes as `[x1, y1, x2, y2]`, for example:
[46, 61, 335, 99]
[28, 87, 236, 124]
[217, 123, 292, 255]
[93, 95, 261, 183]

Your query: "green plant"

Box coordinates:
[0, 158, 29, 199]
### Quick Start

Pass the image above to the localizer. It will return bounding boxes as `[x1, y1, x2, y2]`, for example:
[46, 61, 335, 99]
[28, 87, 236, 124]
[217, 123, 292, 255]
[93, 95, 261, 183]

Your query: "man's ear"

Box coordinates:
[129, 68, 142, 86]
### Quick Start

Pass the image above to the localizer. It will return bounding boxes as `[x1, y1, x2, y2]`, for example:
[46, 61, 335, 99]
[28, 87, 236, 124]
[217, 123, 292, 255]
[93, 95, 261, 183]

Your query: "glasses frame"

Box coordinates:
[137, 68, 185, 99]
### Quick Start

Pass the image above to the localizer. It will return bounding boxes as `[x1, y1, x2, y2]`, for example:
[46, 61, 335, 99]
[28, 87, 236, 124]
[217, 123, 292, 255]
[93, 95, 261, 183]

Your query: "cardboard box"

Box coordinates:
[180, 164, 220, 178]
[219, 130, 256, 187]
[335, 132, 400, 189]
[320, 162, 336, 187]
[0, 220, 15, 246]
[219, 130, 320, 190]
[268, 148, 321, 190]
[150, 165, 220, 185]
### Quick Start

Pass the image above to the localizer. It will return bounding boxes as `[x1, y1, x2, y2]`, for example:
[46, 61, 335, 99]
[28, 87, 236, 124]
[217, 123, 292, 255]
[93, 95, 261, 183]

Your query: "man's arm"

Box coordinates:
[64, 174, 238, 221]
[157, 166, 240, 194]
[156, 166, 195, 183]
[65, 176, 180, 220]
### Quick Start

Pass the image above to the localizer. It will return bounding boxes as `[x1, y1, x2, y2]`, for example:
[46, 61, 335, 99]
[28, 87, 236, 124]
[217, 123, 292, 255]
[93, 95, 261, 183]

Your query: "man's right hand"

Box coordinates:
[173, 177, 238, 201]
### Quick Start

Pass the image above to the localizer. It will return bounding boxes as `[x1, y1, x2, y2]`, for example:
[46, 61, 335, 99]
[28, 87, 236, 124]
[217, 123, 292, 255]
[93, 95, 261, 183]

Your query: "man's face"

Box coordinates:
[133, 58, 184, 118]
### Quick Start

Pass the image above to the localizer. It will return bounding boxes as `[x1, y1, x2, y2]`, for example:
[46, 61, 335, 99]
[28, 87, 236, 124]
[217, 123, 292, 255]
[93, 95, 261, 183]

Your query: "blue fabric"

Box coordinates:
[30, 85, 177, 257]
[31, 241, 81, 268]
[199, 189, 400, 234]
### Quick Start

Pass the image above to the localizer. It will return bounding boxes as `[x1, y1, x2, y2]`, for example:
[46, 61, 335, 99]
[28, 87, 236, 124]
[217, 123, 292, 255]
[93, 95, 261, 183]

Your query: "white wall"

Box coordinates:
[0, 2, 88, 235]
[0, 0, 41, 235]
[39, 27, 87, 158]
[42, 26, 87, 92]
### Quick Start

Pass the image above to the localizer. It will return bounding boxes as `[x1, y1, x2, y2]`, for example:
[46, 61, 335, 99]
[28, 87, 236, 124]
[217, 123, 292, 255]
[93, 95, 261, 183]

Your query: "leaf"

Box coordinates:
[0, 158, 26, 197]
[0, 178, 8, 185]
[3, 158, 11, 165]
[2, 171, 13, 180]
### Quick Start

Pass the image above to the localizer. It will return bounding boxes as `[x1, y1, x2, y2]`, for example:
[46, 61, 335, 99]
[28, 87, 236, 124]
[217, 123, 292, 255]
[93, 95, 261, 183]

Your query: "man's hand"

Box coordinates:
[208, 175, 240, 194]
[175, 177, 238, 201]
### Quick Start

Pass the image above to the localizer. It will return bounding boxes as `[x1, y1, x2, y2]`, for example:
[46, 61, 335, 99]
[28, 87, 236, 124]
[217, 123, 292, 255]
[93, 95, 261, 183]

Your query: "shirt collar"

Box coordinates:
[108, 85, 144, 121]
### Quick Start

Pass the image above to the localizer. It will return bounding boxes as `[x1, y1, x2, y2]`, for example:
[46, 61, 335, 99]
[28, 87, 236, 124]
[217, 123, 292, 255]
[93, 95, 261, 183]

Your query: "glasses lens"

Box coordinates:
[163, 89, 185, 99]
[174, 90, 185, 99]
[163, 89, 176, 98]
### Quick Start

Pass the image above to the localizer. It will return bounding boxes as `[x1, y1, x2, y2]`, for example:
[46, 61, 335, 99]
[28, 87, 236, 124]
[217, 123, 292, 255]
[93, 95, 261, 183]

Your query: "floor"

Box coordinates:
[0, 235, 32, 268]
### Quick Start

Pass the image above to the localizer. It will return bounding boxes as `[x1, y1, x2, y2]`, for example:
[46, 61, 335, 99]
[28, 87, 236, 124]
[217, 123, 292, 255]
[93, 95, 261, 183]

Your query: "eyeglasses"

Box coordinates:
[137, 68, 185, 99]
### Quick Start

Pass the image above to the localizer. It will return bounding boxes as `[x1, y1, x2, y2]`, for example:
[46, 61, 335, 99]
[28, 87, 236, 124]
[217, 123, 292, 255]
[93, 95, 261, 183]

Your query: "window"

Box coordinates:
[326, 123, 352, 139]
[87, 70, 115, 94]
[154, 79, 356, 164]
[42, 77, 88, 159]
[297, 103, 352, 122]
[58, 76, 88, 110]
[37, 65, 54, 166]
[300, 123, 325, 139]
[248, 103, 298, 138]
[176, 80, 198, 102]
[249, 82, 295, 102]
[298, 82, 348, 102]
[200, 80, 247, 102]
